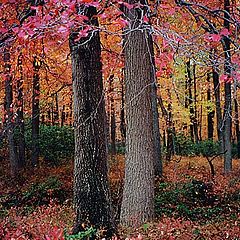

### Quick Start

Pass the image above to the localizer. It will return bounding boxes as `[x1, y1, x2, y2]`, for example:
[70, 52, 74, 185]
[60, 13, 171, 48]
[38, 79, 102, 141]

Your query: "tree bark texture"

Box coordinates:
[222, 0, 232, 173]
[16, 52, 25, 168]
[32, 56, 40, 167]
[120, 1, 155, 227]
[70, 6, 115, 237]
[3, 47, 19, 177]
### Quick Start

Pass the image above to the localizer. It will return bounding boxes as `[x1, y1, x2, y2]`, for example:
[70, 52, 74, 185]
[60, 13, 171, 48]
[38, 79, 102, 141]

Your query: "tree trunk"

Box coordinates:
[120, 1, 155, 227]
[222, 0, 232, 173]
[16, 52, 26, 168]
[234, 98, 240, 158]
[211, 51, 223, 147]
[109, 75, 116, 155]
[193, 64, 199, 143]
[207, 73, 214, 140]
[186, 60, 198, 142]
[61, 105, 66, 127]
[120, 74, 126, 142]
[3, 47, 19, 177]
[32, 56, 41, 167]
[54, 93, 59, 125]
[69, 6, 115, 237]
[149, 37, 162, 176]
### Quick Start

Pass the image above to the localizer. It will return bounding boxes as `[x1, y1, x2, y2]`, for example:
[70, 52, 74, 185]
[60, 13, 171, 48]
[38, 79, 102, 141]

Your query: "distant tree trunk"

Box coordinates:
[207, 73, 214, 140]
[61, 105, 66, 127]
[120, 74, 126, 142]
[193, 64, 199, 143]
[16, 52, 25, 168]
[54, 93, 59, 125]
[166, 102, 174, 161]
[69, 6, 115, 237]
[3, 47, 19, 177]
[222, 0, 232, 173]
[234, 98, 240, 158]
[186, 60, 194, 142]
[120, 1, 155, 226]
[149, 37, 162, 176]
[211, 51, 223, 147]
[186, 60, 198, 143]
[32, 56, 41, 167]
[109, 75, 116, 155]
[47, 108, 51, 125]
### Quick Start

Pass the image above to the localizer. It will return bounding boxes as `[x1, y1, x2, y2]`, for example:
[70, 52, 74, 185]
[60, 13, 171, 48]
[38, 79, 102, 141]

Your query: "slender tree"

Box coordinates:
[3, 47, 19, 177]
[222, 0, 232, 172]
[16, 52, 25, 168]
[32, 55, 41, 167]
[69, 6, 115, 237]
[207, 73, 214, 140]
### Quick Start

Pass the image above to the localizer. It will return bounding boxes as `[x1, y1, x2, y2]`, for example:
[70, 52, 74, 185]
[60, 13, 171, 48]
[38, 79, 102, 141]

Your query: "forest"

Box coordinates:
[0, 0, 240, 239]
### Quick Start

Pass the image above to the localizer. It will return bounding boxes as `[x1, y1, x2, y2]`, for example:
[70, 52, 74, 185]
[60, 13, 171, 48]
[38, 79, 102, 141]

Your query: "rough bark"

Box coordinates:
[120, 1, 155, 227]
[222, 0, 232, 173]
[70, 6, 115, 237]
[16, 52, 25, 168]
[3, 47, 19, 177]
[32, 56, 40, 167]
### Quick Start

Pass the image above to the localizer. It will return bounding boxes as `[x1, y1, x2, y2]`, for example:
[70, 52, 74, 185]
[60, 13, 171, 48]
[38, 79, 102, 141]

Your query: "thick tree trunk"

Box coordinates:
[222, 0, 232, 173]
[16, 52, 25, 168]
[120, 1, 155, 227]
[32, 56, 40, 167]
[3, 48, 19, 177]
[70, 6, 114, 237]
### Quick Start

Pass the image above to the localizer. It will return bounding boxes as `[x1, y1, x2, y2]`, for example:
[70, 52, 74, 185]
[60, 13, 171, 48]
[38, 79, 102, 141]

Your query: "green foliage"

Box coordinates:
[175, 134, 220, 157]
[155, 180, 224, 221]
[0, 177, 68, 211]
[25, 125, 74, 164]
[64, 227, 96, 240]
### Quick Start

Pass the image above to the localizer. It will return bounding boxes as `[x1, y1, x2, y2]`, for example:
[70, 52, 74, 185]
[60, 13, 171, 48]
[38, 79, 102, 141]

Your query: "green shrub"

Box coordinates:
[175, 133, 195, 156]
[0, 177, 68, 210]
[25, 124, 74, 164]
[175, 134, 220, 157]
[64, 227, 96, 240]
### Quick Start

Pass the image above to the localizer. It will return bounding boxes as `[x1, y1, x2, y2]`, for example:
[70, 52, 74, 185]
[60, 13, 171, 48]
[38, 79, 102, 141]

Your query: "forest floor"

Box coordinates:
[0, 154, 239, 239]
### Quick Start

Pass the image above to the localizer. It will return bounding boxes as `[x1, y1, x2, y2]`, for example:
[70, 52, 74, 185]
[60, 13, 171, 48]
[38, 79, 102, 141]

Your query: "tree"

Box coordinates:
[69, 6, 115, 237]
[16, 52, 26, 168]
[3, 46, 19, 177]
[120, 0, 156, 226]
[222, 0, 232, 172]
[32, 55, 41, 167]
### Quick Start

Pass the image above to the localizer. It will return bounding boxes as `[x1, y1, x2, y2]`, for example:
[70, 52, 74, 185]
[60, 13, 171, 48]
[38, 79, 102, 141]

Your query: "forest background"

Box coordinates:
[0, 0, 240, 239]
